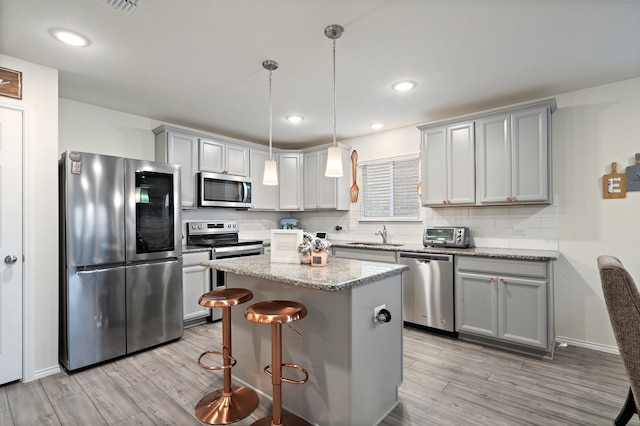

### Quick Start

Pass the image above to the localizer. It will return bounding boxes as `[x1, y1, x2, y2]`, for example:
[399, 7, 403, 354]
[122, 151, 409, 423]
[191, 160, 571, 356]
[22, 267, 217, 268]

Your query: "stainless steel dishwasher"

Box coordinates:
[398, 252, 455, 333]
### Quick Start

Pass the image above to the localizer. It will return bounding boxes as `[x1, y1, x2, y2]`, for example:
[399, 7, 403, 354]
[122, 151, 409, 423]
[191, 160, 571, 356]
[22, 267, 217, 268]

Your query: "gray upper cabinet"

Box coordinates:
[418, 99, 555, 208]
[476, 100, 555, 205]
[199, 138, 249, 177]
[154, 125, 198, 208]
[278, 152, 303, 210]
[420, 121, 476, 206]
[303, 146, 351, 211]
[249, 148, 278, 210]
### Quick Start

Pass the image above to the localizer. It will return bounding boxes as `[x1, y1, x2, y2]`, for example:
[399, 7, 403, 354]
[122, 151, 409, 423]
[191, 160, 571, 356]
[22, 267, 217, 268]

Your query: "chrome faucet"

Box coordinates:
[375, 225, 388, 244]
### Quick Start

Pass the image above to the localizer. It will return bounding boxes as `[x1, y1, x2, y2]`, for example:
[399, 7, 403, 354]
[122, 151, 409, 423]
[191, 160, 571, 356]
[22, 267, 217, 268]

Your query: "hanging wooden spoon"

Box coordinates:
[350, 150, 359, 202]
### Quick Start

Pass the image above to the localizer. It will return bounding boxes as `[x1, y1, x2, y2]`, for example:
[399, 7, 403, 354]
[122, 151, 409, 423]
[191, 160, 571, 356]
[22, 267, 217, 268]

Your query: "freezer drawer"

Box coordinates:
[62, 266, 127, 371]
[126, 258, 183, 353]
[399, 252, 454, 332]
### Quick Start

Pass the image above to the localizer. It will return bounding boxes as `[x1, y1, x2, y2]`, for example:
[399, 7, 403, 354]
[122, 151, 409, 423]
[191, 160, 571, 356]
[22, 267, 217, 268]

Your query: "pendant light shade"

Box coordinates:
[262, 60, 279, 186]
[325, 146, 343, 176]
[324, 24, 344, 178]
[263, 159, 278, 185]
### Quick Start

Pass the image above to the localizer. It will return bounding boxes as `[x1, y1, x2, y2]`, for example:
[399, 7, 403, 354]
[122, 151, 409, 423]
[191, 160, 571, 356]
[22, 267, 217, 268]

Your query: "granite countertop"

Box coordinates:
[330, 241, 559, 261]
[201, 254, 408, 291]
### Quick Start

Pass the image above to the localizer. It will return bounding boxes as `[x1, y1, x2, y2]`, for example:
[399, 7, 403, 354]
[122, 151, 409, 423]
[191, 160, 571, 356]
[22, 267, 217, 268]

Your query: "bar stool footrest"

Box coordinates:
[264, 363, 309, 384]
[197, 349, 237, 371]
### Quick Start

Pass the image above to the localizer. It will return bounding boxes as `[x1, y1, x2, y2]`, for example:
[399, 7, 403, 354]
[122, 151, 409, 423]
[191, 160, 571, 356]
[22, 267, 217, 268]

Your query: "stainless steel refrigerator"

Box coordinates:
[59, 151, 183, 371]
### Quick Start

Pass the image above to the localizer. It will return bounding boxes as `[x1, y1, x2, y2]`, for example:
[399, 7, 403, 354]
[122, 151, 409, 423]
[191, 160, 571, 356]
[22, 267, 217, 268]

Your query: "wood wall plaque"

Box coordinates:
[602, 162, 626, 199]
[0, 67, 23, 100]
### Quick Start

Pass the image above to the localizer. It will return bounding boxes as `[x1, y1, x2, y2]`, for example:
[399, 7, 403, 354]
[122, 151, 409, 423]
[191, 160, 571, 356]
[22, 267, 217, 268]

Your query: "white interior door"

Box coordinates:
[0, 106, 23, 384]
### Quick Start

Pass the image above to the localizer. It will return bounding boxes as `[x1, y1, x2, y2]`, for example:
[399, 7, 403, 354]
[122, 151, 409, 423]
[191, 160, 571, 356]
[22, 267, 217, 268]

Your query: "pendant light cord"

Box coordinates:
[332, 38, 337, 147]
[269, 69, 273, 160]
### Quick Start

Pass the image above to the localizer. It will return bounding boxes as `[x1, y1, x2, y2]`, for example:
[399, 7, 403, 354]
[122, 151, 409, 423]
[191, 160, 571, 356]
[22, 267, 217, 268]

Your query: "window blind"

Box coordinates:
[361, 156, 420, 220]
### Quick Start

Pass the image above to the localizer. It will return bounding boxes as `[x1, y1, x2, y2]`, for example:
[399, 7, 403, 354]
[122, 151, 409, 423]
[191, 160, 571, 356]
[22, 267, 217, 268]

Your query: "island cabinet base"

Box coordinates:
[226, 272, 403, 426]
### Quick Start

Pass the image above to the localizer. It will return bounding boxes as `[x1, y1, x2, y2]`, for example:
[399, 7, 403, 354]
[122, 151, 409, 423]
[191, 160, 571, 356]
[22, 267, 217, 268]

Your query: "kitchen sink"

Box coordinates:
[345, 242, 404, 247]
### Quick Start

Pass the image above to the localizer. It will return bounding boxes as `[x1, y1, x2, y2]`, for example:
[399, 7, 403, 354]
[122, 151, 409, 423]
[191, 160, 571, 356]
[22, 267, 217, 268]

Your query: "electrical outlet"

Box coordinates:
[513, 227, 526, 236]
[373, 304, 386, 324]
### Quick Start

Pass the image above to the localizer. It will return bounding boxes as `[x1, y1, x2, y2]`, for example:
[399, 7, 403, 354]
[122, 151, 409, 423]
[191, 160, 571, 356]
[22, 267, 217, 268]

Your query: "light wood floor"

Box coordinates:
[0, 323, 632, 426]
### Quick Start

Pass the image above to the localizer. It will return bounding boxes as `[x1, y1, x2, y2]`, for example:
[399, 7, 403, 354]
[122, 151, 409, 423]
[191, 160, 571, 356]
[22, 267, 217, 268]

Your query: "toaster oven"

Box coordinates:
[423, 227, 470, 248]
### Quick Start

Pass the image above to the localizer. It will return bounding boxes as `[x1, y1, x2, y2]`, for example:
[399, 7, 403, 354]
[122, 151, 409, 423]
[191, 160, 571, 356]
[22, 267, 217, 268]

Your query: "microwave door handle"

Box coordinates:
[243, 182, 248, 202]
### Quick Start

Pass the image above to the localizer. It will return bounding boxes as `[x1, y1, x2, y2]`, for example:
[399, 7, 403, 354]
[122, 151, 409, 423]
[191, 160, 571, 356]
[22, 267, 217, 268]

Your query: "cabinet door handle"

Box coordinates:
[506, 197, 512, 202]
[500, 278, 506, 283]
[490, 277, 496, 283]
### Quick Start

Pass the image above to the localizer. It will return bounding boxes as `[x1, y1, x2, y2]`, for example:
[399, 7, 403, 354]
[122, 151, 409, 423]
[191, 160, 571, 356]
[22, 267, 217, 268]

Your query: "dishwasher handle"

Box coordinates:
[399, 252, 452, 262]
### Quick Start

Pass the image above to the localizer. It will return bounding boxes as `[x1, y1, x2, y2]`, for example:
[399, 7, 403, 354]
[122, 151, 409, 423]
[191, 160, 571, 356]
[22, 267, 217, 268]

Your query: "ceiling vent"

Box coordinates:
[102, 0, 144, 14]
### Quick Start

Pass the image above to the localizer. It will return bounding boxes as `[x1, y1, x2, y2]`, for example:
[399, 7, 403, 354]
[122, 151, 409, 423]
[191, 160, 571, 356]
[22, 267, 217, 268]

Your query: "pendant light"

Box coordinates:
[324, 24, 344, 177]
[262, 59, 279, 185]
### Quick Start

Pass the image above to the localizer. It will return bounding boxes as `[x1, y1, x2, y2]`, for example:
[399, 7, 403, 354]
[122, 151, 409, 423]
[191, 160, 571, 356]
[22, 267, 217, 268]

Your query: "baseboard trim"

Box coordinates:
[31, 364, 61, 381]
[555, 336, 619, 355]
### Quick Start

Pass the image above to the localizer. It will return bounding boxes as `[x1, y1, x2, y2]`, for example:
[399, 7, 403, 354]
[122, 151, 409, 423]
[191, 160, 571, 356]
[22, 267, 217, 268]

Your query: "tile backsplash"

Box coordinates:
[291, 200, 559, 251]
[182, 199, 558, 251]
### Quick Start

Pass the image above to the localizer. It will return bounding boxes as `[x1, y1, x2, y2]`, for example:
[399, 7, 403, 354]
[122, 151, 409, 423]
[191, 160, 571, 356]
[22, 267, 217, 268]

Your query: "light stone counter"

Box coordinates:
[330, 241, 559, 261]
[201, 253, 407, 291]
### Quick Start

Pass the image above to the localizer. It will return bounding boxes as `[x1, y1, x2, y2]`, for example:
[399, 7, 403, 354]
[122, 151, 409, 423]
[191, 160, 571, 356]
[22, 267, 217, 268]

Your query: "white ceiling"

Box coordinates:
[1, 0, 639, 148]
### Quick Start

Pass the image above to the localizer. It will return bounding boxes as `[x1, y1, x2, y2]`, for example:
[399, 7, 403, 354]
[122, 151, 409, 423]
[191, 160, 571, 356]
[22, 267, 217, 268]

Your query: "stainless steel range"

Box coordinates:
[186, 221, 263, 323]
[186, 221, 264, 259]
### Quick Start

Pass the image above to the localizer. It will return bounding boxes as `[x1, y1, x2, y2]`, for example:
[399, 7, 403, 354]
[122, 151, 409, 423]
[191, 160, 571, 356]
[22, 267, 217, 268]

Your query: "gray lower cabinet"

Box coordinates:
[182, 251, 211, 326]
[455, 256, 554, 357]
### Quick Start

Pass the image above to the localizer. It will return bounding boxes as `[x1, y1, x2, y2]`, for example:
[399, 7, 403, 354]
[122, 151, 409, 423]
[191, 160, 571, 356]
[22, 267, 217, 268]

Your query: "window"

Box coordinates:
[360, 155, 420, 221]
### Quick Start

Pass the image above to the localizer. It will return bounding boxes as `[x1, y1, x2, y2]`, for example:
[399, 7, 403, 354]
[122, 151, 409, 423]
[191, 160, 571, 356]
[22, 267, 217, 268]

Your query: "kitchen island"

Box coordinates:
[202, 254, 407, 426]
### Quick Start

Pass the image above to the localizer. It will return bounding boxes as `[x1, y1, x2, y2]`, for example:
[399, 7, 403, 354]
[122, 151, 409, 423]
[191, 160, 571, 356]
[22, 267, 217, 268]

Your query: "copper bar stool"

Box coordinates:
[245, 300, 310, 426]
[196, 288, 259, 424]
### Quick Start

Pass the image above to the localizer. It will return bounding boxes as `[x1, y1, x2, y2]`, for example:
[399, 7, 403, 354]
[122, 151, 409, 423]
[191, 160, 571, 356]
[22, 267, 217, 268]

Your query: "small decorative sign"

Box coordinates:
[602, 162, 626, 199]
[0, 67, 22, 100]
[270, 229, 303, 263]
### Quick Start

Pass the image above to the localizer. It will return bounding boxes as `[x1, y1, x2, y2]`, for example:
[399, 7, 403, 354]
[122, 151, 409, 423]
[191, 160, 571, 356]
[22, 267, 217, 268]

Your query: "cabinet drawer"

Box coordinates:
[456, 256, 546, 278]
[183, 251, 210, 266]
[332, 247, 397, 263]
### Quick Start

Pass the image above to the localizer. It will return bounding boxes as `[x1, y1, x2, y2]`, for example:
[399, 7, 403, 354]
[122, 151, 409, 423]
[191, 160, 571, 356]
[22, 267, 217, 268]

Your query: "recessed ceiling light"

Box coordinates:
[370, 123, 384, 130]
[392, 81, 416, 92]
[286, 115, 304, 123]
[49, 28, 91, 47]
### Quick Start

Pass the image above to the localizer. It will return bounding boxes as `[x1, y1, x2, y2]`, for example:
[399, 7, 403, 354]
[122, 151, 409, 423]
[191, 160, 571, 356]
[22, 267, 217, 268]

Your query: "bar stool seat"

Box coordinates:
[196, 288, 258, 425]
[245, 300, 310, 426]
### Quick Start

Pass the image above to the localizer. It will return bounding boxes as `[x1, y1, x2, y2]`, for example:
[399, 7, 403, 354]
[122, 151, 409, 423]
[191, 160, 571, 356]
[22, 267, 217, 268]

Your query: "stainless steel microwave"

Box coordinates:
[197, 172, 252, 208]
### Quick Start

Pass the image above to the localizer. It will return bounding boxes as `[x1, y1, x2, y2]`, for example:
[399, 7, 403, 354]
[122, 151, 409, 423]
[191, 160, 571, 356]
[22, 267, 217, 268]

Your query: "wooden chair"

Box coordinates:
[598, 255, 640, 425]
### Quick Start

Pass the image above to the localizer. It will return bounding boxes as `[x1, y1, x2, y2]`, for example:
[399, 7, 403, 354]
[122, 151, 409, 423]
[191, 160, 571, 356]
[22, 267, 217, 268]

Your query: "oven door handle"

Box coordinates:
[212, 244, 264, 258]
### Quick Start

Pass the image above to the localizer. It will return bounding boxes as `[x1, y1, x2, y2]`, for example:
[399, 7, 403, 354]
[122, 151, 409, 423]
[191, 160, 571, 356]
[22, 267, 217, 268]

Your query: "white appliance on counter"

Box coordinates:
[59, 151, 183, 371]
